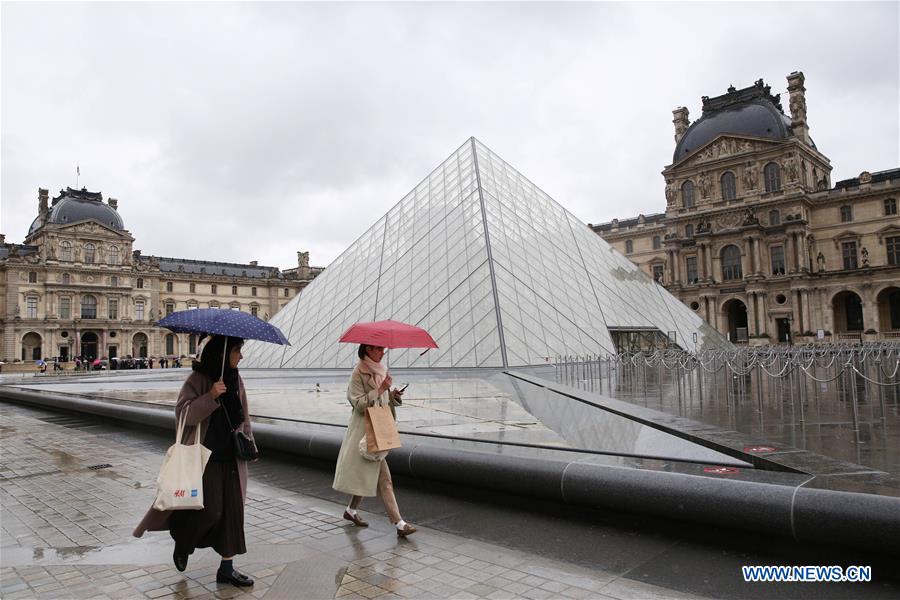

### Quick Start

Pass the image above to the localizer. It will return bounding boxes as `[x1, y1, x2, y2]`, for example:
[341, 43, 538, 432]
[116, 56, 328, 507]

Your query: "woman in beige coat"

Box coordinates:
[333, 344, 416, 537]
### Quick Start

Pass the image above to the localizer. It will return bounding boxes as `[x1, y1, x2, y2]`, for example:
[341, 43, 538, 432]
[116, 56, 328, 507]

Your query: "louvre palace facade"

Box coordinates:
[1, 187, 322, 362]
[593, 72, 900, 345]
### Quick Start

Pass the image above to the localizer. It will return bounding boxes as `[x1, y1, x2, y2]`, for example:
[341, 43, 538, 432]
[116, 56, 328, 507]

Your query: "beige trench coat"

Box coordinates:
[132, 371, 256, 538]
[332, 365, 400, 497]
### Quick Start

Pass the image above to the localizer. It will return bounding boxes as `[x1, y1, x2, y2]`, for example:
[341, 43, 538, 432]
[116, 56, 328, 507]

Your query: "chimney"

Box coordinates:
[108, 198, 118, 210]
[38, 188, 50, 225]
[787, 71, 811, 145]
[672, 107, 690, 144]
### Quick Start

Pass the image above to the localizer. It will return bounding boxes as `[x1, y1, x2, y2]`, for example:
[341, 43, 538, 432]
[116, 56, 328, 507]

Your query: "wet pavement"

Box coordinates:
[2, 400, 899, 599]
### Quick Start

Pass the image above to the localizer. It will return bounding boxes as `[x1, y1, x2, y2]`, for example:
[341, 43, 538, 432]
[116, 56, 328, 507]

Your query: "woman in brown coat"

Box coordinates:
[133, 335, 257, 587]
[333, 344, 416, 537]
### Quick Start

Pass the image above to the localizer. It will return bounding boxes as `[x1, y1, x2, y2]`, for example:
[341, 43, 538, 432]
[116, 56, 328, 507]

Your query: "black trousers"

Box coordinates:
[170, 459, 246, 558]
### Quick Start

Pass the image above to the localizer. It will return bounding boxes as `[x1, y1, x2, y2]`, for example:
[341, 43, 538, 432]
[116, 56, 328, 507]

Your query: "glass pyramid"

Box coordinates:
[242, 138, 728, 369]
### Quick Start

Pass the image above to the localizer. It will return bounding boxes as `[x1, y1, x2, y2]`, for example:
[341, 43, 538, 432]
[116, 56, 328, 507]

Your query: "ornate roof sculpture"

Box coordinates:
[242, 138, 728, 369]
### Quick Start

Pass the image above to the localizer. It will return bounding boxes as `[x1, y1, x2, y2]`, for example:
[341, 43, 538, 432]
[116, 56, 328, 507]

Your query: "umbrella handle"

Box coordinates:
[219, 335, 228, 381]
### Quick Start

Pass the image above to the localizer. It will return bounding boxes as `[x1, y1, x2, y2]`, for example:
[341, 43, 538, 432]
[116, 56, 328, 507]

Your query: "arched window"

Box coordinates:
[681, 181, 695, 208]
[108, 245, 120, 265]
[685, 224, 694, 238]
[81, 295, 98, 319]
[625, 240, 634, 254]
[720, 172, 736, 200]
[62, 273, 71, 285]
[721, 245, 743, 281]
[60, 241, 72, 261]
[764, 162, 781, 192]
[84, 243, 96, 264]
[652, 235, 661, 250]
[769, 210, 780, 226]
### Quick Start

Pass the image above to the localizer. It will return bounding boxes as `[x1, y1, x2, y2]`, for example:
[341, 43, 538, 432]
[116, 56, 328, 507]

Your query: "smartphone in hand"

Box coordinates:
[398, 383, 409, 392]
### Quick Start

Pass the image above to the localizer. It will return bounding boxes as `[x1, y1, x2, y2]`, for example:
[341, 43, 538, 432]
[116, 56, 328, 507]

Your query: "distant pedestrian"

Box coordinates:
[333, 344, 415, 537]
[133, 335, 257, 587]
[149, 357, 155, 369]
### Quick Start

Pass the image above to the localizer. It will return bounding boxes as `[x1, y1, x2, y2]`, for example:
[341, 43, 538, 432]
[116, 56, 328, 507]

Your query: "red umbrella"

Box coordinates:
[339, 319, 438, 349]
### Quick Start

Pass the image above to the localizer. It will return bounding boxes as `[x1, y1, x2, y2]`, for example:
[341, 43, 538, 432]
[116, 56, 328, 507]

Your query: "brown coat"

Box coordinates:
[132, 371, 255, 538]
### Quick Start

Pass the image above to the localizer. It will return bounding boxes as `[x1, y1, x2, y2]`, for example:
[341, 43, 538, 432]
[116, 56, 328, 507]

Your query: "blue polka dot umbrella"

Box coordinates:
[157, 308, 290, 345]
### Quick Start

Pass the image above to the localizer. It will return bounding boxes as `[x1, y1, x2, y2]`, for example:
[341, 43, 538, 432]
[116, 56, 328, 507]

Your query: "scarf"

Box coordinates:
[357, 356, 388, 393]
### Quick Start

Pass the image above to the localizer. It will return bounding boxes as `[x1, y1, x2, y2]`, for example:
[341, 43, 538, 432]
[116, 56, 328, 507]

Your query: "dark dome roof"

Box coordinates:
[672, 79, 816, 163]
[674, 101, 793, 162]
[28, 188, 124, 235]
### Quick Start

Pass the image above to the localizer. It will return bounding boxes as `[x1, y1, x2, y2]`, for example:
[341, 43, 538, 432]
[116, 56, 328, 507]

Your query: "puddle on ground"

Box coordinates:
[47, 448, 78, 470]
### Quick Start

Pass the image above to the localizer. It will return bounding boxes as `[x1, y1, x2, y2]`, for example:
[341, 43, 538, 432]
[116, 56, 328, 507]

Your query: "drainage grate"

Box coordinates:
[87, 464, 113, 471]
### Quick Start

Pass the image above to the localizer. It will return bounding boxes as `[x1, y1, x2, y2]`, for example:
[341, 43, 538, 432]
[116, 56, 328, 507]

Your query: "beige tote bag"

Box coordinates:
[153, 408, 212, 511]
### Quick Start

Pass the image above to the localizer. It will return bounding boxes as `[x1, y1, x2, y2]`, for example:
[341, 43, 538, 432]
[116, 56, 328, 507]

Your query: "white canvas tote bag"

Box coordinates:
[153, 408, 212, 511]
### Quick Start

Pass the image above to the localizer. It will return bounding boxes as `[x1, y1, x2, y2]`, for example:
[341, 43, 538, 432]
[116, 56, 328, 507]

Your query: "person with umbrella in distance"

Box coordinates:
[134, 308, 289, 588]
[333, 320, 438, 538]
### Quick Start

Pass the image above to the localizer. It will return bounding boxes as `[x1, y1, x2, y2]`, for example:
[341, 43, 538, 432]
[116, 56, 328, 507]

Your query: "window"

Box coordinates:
[684, 224, 694, 238]
[59, 296, 71, 319]
[166, 282, 173, 292]
[165, 302, 175, 316]
[251, 306, 258, 317]
[187, 300, 198, 310]
[209, 301, 219, 309]
[625, 240, 633, 254]
[166, 334, 175, 355]
[60, 241, 72, 261]
[769, 210, 780, 226]
[231, 304, 240, 311]
[189, 335, 197, 355]
[251, 286, 257, 296]
[232, 285, 238, 295]
[135, 300, 145, 321]
[721, 245, 743, 281]
[681, 181, 695, 208]
[84, 243, 95, 264]
[189, 283, 195, 293]
[108, 245, 119, 265]
[721, 172, 736, 200]
[26, 296, 38, 319]
[685, 256, 698, 284]
[652, 265, 664, 282]
[212, 284, 217, 294]
[840, 204, 853, 222]
[764, 162, 781, 192]
[108, 299, 118, 320]
[81, 295, 97, 319]
[842, 241, 858, 270]
[283, 288, 289, 297]
[110, 276, 118, 287]
[62, 273, 71, 285]
[885, 198, 898, 216]
[28, 271, 37, 283]
[652, 236, 661, 250]
[887, 236, 900, 266]
[770, 245, 785, 275]
[137, 277, 144, 289]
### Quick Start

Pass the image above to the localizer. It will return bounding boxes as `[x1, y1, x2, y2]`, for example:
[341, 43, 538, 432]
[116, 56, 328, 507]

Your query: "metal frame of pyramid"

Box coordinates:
[242, 138, 728, 369]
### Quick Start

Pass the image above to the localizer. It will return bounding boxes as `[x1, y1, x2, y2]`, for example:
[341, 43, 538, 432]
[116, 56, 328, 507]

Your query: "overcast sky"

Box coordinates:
[2, 1, 898, 270]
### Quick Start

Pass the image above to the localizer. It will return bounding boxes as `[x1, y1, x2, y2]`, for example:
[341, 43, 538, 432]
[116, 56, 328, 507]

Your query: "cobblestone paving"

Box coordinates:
[0, 402, 688, 599]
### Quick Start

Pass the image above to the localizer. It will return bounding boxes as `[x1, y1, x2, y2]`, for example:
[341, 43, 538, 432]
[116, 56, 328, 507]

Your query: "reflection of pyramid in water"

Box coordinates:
[243, 138, 727, 369]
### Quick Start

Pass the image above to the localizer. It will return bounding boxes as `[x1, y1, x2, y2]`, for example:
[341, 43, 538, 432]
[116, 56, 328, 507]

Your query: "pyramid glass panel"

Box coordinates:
[242, 138, 729, 369]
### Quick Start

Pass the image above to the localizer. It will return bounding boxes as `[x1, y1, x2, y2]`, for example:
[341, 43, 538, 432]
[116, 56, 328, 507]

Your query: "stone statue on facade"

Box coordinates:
[817, 251, 826, 272]
[743, 163, 758, 190]
[861, 247, 869, 267]
[664, 181, 676, 205]
[698, 172, 711, 198]
[783, 155, 799, 181]
[742, 206, 759, 226]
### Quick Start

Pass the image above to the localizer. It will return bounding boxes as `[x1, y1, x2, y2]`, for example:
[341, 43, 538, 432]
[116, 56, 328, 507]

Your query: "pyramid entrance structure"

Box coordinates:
[243, 138, 728, 369]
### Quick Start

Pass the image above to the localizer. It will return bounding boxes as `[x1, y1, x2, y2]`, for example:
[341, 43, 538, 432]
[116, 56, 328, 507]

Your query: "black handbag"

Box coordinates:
[219, 399, 258, 461]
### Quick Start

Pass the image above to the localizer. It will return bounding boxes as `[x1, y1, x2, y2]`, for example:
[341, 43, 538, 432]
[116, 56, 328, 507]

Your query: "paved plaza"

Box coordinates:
[2, 398, 898, 599]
